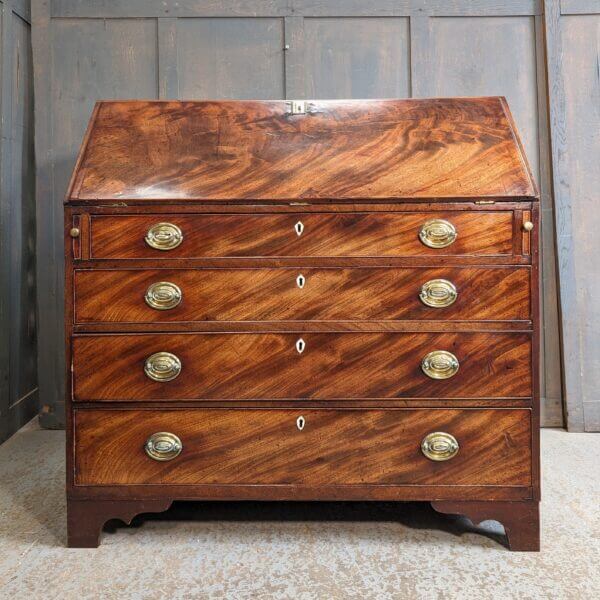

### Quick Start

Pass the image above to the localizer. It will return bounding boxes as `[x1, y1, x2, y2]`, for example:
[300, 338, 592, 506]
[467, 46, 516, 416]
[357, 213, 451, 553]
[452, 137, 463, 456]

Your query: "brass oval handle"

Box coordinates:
[144, 432, 182, 461]
[145, 281, 182, 310]
[419, 219, 457, 248]
[421, 432, 459, 461]
[145, 222, 183, 251]
[419, 279, 458, 308]
[144, 351, 182, 382]
[421, 350, 459, 379]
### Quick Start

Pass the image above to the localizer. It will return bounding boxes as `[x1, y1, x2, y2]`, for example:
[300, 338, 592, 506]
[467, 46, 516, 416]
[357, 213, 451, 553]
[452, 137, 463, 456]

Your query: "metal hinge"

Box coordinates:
[475, 200, 495, 205]
[287, 100, 306, 115]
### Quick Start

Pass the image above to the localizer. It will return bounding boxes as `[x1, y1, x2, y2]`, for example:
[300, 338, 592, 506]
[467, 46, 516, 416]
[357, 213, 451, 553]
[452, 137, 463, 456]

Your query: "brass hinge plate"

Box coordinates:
[475, 200, 495, 205]
[288, 100, 306, 115]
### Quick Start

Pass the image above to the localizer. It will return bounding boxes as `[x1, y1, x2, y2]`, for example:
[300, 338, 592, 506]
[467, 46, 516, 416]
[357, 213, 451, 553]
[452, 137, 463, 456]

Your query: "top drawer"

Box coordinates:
[89, 212, 515, 259]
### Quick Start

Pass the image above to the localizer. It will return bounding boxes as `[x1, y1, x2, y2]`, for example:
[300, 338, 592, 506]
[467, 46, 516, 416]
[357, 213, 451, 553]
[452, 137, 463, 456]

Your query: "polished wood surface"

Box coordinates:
[74, 408, 532, 486]
[67, 98, 536, 202]
[72, 332, 532, 401]
[65, 98, 540, 550]
[74, 266, 531, 324]
[67, 499, 173, 548]
[90, 212, 515, 259]
[432, 500, 540, 552]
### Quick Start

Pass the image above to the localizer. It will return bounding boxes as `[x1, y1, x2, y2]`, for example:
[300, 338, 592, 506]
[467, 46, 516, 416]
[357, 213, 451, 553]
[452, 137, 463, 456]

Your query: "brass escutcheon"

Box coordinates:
[144, 432, 183, 461]
[419, 279, 458, 308]
[421, 432, 459, 461]
[144, 351, 182, 382]
[145, 222, 183, 250]
[421, 350, 459, 379]
[145, 281, 182, 310]
[418, 219, 457, 248]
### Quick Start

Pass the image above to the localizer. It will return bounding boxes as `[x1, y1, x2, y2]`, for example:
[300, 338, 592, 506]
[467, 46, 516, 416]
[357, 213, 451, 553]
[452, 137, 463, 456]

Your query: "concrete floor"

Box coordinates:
[0, 423, 598, 600]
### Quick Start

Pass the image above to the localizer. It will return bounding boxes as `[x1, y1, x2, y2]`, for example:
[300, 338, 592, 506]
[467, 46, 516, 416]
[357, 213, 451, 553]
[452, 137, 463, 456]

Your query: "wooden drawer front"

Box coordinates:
[72, 333, 531, 401]
[74, 408, 532, 486]
[74, 267, 530, 324]
[89, 212, 514, 259]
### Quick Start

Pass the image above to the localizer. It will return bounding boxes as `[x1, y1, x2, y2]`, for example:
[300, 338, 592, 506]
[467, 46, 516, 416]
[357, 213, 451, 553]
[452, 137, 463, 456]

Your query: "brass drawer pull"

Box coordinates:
[145, 281, 182, 310]
[144, 351, 182, 382]
[419, 279, 457, 308]
[421, 350, 459, 379]
[419, 219, 457, 248]
[522, 221, 534, 232]
[421, 432, 459, 461]
[145, 432, 183, 461]
[145, 222, 183, 250]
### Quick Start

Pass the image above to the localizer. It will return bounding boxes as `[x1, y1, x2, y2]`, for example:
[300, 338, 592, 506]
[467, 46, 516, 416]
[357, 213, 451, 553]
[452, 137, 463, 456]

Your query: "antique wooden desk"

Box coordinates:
[65, 98, 540, 550]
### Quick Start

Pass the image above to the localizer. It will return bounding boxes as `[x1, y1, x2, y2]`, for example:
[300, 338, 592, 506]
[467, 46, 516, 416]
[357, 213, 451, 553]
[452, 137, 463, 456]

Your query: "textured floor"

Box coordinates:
[0, 423, 598, 600]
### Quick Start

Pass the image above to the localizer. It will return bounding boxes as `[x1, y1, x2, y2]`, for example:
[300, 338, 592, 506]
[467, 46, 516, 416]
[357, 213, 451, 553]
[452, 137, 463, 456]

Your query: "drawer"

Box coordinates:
[74, 266, 531, 324]
[72, 332, 532, 401]
[89, 212, 515, 259]
[73, 408, 532, 486]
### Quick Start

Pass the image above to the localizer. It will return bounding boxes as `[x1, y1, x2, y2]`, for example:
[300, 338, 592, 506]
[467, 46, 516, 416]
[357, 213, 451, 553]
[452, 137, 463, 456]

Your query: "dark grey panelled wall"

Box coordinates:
[0, 0, 37, 442]
[545, 0, 600, 431]
[31, 0, 572, 429]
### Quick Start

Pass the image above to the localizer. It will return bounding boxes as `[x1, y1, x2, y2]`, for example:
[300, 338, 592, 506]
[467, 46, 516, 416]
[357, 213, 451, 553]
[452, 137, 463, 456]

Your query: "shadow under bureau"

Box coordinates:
[65, 98, 540, 550]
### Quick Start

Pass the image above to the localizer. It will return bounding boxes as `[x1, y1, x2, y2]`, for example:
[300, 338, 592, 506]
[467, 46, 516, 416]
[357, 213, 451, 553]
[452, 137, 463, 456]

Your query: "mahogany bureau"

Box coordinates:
[64, 97, 540, 550]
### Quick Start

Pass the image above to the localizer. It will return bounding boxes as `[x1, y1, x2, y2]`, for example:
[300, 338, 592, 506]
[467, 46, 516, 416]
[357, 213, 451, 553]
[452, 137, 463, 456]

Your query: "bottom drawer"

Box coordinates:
[74, 408, 532, 487]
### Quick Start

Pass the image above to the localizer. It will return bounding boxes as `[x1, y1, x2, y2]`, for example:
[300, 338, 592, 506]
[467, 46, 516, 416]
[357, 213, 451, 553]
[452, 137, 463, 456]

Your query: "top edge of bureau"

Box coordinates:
[64, 197, 539, 207]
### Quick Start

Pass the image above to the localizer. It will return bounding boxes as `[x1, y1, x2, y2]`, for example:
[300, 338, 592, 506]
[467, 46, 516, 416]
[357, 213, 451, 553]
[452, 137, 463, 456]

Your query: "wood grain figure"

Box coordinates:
[65, 98, 540, 549]
[72, 332, 532, 401]
[74, 266, 531, 324]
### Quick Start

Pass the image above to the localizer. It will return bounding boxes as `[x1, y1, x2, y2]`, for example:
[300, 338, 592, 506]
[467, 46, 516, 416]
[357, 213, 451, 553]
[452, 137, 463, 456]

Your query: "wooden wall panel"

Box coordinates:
[177, 18, 284, 99]
[303, 17, 410, 99]
[10, 12, 36, 414]
[561, 13, 600, 430]
[427, 15, 563, 426]
[31, 0, 568, 429]
[33, 15, 158, 428]
[0, 0, 37, 442]
[428, 17, 539, 174]
[51, 18, 158, 201]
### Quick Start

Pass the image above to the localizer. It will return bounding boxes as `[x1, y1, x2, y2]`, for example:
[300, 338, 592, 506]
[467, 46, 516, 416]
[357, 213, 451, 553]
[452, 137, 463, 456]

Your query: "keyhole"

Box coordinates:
[296, 274, 305, 289]
[295, 221, 304, 236]
[296, 416, 305, 431]
[296, 338, 305, 354]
